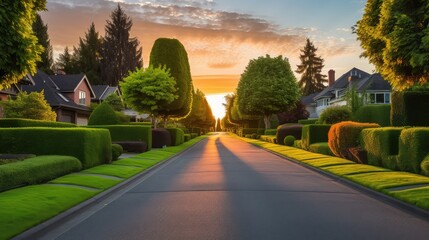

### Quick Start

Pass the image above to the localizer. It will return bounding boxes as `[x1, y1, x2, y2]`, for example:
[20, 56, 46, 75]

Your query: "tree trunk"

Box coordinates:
[152, 115, 157, 129]
[263, 114, 271, 129]
[163, 116, 168, 128]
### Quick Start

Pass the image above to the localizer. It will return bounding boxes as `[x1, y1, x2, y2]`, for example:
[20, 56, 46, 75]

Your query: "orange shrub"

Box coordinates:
[328, 121, 380, 159]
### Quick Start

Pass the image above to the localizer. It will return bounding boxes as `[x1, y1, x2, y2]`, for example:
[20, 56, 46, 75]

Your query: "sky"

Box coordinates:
[41, 0, 373, 118]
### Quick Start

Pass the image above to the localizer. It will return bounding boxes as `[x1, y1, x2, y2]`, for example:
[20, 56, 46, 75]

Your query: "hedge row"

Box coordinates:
[0, 118, 76, 128]
[264, 129, 277, 136]
[152, 128, 172, 148]
[276, 124, 303, 145]
[88, 125, 152, 151]
[391, 91, 429, 126]
[301, 124, 331, 150]
[167, 128, 185, 146]
[0, 128, 112, 169]
[260, 135, 277, 144]
[0, 156, 82, 192]
[354, 105, 391, 127]
[308, 142, 334, 156]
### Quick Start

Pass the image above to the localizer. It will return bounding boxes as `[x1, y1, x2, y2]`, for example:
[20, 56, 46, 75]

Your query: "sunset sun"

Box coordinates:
[205, 94, 228, 120]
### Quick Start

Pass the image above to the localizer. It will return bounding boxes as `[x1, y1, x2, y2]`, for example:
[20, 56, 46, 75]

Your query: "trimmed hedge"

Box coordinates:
[111, 144, 123, 161]
[260, 135, 277, 144]
[88, 125, 152, 151]
[276, 124, 303, 145]
[284, 135, 295, 146]
[0, 128, 112, 169]
[190, 133, 198, 139]
[354, 104, 391, 127]
[294, 140, 302, 149]
[0, 118, 76, 128]
[191, 127, 202, 136]
[301, 124, 332, 150]
[88, 102, 120, 125]
[241, 128, 258, 137]
[256, 128, 265, 135]
[328, 121, 380, 160]
[264, 129, 277, 135]
[308, 142, 334, 156]
[397, 128, 429, 175]
[0, 155, 82, 192]
[167, 128, 185, 146]
[128, 122, 152, 126]
[361, 127, 404, 170]
[184, 134, 191, 142]
[391, 91, 429, 126]
[152, 128, 172, 148]
[298, 119, 318, 125]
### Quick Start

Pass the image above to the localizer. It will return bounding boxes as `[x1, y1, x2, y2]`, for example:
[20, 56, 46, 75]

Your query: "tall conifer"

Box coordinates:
[77, 23, 103, 84]
[32, 14, 53, 74]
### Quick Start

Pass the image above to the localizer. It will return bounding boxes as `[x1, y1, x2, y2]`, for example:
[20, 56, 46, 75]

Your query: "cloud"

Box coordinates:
[336, 27, 352, 32]
[207, 62, 237, 69]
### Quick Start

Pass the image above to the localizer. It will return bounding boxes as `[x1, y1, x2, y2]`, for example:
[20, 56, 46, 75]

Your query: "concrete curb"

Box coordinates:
[13, 137, 208, 240]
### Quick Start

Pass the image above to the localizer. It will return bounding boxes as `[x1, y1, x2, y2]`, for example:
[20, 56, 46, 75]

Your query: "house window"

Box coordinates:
[368, 93, 390, 104]
[79, 91, 86, 105]
[317, 98, 329, 107]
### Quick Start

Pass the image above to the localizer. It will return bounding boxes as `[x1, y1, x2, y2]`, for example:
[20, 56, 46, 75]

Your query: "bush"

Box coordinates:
[111, 144, 123, 161]
[251, 133, 260, 139]
[391, 90, 429, 127]
[190, 133, 198, 139]
[284, 135, 295, 146]
[298, 119, 318, 125]
[308, 142, 334, 156]
[241, 128, 259, 137]
[276, 124, 303, 145]
[397, 128, 429, 175]
[184, 134, 191, 142]
[191, 127, 202, 136]
[0, 155, 82, 192]
[0, 118, 76, 128]
[0, 128, 112, 169]
[167, 128, 185, 146]
[152, 128, 172, 148]
[328, 121, 380, 160]
[361, 127, 404, 170]
[294, 140, 302, 149]
[113, 141, 147, 153]
[88, 102, 120, 125]
[301, 124, 332, 150]
[354, 105, 391, 127]
[256, 128, 265, 135]
[129, 122, 152, 126]
[115, 111, 130, 124]
[319, 106, 352, 124]
[264, 129, 277, 135]
[260, 135, 277, 144]
[88, 125, 152, 151]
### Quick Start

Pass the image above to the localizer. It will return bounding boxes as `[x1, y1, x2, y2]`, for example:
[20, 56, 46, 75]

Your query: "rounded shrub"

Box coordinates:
[88, 102, 120, 125]
[152, 128, 172, 148]
[276, 124, 303, 145]
[319, 106, 352, 124]
[284, 135, 296, 146]
[111, 144, 123, 161]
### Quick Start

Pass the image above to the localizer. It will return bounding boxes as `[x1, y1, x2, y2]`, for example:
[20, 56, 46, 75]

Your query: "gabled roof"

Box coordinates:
[357, 73, 391, 91]
[50, 74, 95, 97]
[91, 85, 121, 101]
[301, 92, 319, 105]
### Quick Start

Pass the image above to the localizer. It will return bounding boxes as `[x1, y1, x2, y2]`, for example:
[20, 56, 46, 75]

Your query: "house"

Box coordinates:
[0, 74, 35, 117]
[22, 70, 95, 125]
[91, 85, 121, 104]
[306, 68, 391, 117]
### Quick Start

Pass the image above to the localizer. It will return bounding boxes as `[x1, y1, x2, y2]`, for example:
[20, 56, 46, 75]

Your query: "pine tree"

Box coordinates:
[32, 14, 53, 74]
[76, 23, 103, 85]
[295, 39, 327, 96]
[101, 4, 142, 86]
[56, 46, 79, 74]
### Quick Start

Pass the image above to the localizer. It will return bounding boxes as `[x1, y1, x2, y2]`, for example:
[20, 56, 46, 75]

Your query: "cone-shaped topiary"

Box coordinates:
[88, 102, 120, 125]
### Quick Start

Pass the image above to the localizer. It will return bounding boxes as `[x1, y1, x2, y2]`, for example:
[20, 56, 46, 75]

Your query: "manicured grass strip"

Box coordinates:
[49, 173, 122, 190]
[82, 164, 143, 178]
[345, 172, 429, 191]
[302, 157, 354, 168]
[0, 185, 97, 239]
[388, 186, 429, 210]
[113, 159, 160, 168]
[322, 164, 391, 176]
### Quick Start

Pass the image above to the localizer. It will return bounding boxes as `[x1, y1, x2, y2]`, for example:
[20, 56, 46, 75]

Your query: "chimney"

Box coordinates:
[328, 69, 335, 87]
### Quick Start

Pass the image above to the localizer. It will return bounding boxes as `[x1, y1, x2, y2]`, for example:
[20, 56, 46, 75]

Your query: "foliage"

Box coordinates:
[237, 55, 300, 129]
[184, 134, 191, 142]
[152, 128, 172, 148]
[284, 135, 296, 146]
[150, 38, 193, 119]
[0, 156, 81, 192]
[104, 93, 124, 111]
[301, 124, 332, 150]
[120, 66, 178, 128]
[397, 128, 429, 175]
[55, 46, 79, 74]
[308, 142, 334, 156]
[264, 129, 277, 135]
[354, 105, 391, 127]
[0, 118, 76, 128]
[88, 102, 120, 125]
[216, 118, 222, 132]
[88, 125, 152, 150]
[277, 101, 309, 124]
[298, 119, 318, 125]
[0, 128, 112, 169]
[167, 128, 185, 146]
[181, 89, 215, 130]
[259, 135, 277, 144]
[32, 14, 53, 74]
[111, 144, 123, 161]
[344, 84, 365, 114]
[319, 105, 352, 124]
[76, 23, 103, 84]
[295, 38, 328, 95]
[101, 4, 142, 86]
[391, 90, 429, 126]
[328, 121, 380, 160]
[276, 124, 303, 145]
[0, 0, 46, 89]
[1, 91, 56, 121]
[356, 0, 429, 90]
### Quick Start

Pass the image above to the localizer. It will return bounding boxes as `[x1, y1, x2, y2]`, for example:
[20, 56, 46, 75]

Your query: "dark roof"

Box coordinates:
[301, 92, 319, 105]
[50, 74, 85, 92]
[91, 85, 120, 101]
[358, 73, 391, 91]
[22, 70, 90, 112]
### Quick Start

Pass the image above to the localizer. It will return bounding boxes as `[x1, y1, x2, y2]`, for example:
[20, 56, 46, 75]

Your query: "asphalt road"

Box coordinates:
[39, 133, 429, 240]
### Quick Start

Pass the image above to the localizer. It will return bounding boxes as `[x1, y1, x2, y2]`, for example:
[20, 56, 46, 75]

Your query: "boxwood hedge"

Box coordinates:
[301, 124, 331, 150]
[354, 105, 391, 127]
[397, 128, 429, 175]
[0, 128, 112, 169]
[167, 128, 185, 146]
[276, 124, 303, 145]
[0, 155, 82, 192]
[0, 118, 76, 128]
[88, 125, 152, 151]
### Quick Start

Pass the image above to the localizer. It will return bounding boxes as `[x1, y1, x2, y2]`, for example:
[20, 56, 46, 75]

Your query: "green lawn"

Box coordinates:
[388, 186, 429, 210]
[50, 173, 122, 189]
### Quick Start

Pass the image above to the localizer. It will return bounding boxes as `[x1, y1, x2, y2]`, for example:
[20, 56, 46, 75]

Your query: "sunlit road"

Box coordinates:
[39, 133, 429, 240]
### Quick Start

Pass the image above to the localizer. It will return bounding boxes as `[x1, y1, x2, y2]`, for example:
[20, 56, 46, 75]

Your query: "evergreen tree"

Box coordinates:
[76, 23, 103, 85]
[101, 4, 142, 86]
[295, 38, 327, 95]
[56, 46, 79, 74]
[32, 14, 53, 74]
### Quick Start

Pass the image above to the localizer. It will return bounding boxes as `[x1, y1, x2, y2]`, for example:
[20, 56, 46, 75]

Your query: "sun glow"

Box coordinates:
[205, 93, 228, 120]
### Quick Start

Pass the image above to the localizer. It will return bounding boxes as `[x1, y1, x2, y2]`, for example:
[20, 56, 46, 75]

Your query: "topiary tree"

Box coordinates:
[237, 55, 301, 129]
[88, 102, 120, 125]
[149, 38, 193, 121]
[1, 91, 56, 121]
[0, 0, 46, 89]
[120, 66, 178, 128]
[356, 0, 429, 90]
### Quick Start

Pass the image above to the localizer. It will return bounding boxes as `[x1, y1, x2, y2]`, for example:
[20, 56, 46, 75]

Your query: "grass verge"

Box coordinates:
[0, 135, 206, 239]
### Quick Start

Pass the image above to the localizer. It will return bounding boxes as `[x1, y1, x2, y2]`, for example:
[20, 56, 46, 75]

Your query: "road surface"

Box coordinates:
[38, 133, 429, 240]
